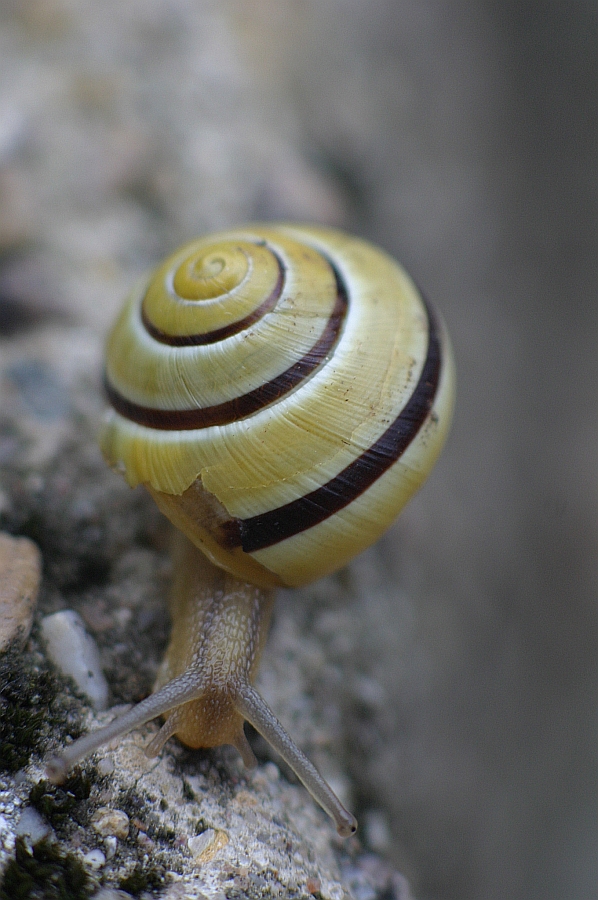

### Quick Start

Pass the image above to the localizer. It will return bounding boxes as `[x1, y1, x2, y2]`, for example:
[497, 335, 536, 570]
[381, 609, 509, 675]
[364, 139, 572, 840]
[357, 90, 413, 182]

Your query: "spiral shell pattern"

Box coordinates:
[102, 224, 455, 587]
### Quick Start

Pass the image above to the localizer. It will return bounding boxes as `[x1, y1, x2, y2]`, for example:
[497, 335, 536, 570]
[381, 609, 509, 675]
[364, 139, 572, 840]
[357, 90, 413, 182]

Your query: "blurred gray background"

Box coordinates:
[0, 2, 596, 899]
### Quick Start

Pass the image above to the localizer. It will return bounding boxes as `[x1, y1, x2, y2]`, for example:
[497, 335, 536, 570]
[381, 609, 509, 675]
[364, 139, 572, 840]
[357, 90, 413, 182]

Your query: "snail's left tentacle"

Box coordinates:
[45, 671, 207, 783]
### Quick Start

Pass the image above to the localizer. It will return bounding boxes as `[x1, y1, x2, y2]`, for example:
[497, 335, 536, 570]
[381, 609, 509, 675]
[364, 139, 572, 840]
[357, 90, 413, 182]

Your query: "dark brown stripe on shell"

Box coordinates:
[141, 248, 285, 346]
[238, 296, 442, 553]
[104, 268, 348, 430]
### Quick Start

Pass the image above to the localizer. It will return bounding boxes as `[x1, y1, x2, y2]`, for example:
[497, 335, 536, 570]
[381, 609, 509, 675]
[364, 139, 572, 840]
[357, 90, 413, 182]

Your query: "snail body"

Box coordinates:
[47, 225, 455, 836]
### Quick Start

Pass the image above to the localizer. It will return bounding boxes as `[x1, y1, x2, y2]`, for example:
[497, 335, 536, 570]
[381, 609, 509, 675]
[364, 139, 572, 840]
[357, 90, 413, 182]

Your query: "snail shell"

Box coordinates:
[102, 224, 455, 587]
[46, 224, 454, 837]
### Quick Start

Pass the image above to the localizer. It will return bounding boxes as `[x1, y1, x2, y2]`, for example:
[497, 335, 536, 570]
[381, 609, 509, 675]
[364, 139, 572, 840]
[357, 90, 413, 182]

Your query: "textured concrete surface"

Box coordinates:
[0, 2, 596, 899]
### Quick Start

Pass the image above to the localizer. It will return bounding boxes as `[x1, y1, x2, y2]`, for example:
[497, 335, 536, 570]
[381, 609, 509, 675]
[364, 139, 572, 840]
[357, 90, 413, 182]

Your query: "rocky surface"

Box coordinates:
[0, 2, 596, 900]
[0, 533, 41, 652]
[0, 315, 395, 897]
[0, 743, 379, 900]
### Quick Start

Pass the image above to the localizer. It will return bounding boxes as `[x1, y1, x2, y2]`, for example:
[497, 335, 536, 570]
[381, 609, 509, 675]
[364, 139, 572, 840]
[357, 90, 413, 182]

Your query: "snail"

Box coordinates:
[46, 224, 455, 836]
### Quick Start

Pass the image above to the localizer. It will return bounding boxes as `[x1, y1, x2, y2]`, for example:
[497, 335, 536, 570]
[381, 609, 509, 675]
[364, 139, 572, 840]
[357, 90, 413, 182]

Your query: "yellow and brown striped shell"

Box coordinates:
[102, 224, 455, 588]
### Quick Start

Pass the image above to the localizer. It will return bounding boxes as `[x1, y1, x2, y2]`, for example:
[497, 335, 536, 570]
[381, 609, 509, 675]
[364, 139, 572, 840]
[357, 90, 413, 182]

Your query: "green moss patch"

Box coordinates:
[29, 772, 93, 830]
[0, 837, 90, 900]
[0, 646, 83, 774]
[119, 863, 165, 895]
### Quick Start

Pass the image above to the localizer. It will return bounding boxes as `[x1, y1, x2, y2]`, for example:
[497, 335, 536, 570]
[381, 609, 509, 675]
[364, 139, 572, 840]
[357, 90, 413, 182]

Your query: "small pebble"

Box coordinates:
[0, 532, 41, 652]
[187, 827, 228, 862]
[188, 829, 217, 858]
[137, 831, 153, 849]
[15, 807, 51, 844]
[83, 848, 106, 869]
[41, 609, 109, 709]
[91, 807, 130, 839]
[104, 835, 117, 859]
[96, 757, 115, 776]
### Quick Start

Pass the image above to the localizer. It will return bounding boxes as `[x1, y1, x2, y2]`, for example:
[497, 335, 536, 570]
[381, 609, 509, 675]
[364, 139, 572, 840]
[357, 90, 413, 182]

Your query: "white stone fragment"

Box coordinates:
[91, 807, 130, 839]
[103, 835, 117, 859]
[41, 609, 109, 710]
[83, 848, 106, 869]
[97, 757, 115, 776]
[15, 806, 51, 844]
[188, 829, 217, 858]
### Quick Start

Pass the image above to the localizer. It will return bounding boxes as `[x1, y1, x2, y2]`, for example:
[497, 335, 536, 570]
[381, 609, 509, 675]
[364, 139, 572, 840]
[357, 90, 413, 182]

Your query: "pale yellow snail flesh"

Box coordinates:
[46, 225, 455, 836]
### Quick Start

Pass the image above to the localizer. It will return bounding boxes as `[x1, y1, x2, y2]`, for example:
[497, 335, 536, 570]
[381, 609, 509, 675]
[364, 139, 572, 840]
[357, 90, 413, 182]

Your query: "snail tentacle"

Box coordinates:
[144, 717, 182, 758]
[231, 728, 259, 769]
[45, 671, 208, 783]
[234, 683, 357, 837]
